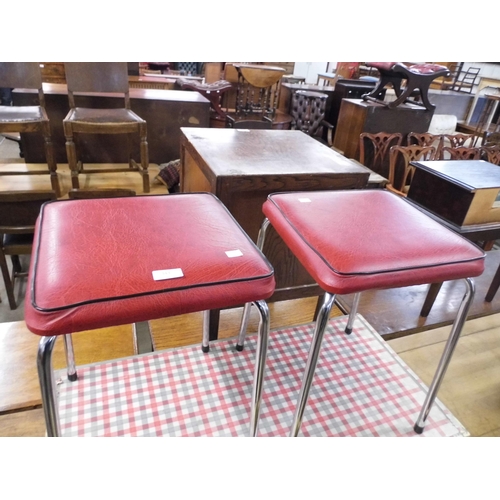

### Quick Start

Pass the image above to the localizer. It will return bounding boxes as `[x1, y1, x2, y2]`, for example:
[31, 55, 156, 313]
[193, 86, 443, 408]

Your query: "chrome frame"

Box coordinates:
[289, 277, 476, 436]
[413, 277, 475, 433]
[63, 334, 77, 381]
[38, 303, 271, 438]
[344, 292, 361, 334]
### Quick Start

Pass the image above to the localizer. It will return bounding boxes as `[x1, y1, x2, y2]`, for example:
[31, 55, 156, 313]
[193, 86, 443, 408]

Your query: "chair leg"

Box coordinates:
[0, 250, 17, 309]
[414, 278, 475, 433]
[43, 123, 61, 197]
[236, 218, 271, 351]
[202, 310, 210, 353]
[140, 129, 150, 193]
[63, 334, 77, 381]
[64, 124, 80, 190]
[344, 292, 361, 334]
[37, 335, 61, 436]
[290, 292, 336, 437]
[249, 299, 270, 437]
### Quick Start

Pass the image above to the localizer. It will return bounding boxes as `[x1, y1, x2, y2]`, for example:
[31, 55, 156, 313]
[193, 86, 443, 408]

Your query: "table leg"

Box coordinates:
[420, 282, 444, 317]
[485, 262, 500, 302]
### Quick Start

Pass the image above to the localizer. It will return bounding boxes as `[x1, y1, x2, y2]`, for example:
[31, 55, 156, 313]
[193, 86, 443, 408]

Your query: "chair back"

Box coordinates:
[481, 145, 500, 165]
[441, 146, 482, 160]
[0, 191, 57, 234]
[387, 145, 436, 196]
[64, 62, 130, 108]
[0, 62, 45, 106]
[291, 90, 328, 137]
[359, 132, 403, 178]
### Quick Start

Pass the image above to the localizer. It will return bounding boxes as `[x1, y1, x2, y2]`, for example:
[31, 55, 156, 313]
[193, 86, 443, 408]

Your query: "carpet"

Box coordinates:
[56, 315, 467, 437]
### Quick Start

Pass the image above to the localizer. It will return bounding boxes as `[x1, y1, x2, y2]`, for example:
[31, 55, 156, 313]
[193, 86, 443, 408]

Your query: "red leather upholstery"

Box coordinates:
[263, 190, 485, 295]
[25, 193, 275, 336]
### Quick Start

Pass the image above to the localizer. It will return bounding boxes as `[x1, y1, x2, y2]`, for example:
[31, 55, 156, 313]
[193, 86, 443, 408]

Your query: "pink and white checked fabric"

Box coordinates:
[57, 315, 467, 437]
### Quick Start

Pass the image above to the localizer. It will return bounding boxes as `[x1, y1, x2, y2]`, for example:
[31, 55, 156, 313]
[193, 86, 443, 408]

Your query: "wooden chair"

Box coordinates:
[290, 90, 334, 146]
[0, 190, 57, 309]
[441, 146, 482, 160]
[451, 67, 481, 94]
[481, 145, 500, 165]
[439, 133, 475, 159]
[387, 145, 436, 196]
[0, 63, 61, 196]
[68, 188, 136, 199]
[63, 63, 150, 193]
[359, 132, 403, 179]
[407, 132, 442, 158]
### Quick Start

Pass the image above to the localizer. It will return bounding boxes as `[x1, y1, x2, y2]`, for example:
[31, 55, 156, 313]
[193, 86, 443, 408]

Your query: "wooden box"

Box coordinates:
[408, 160, 500, 227]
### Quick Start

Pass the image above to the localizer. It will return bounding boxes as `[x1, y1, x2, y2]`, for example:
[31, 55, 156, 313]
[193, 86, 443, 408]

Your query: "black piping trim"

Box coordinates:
[266, 192, 486, 278]
[31, 192, 274, 313]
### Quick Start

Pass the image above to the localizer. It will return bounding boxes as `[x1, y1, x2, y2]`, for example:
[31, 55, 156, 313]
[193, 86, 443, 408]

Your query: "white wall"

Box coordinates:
[293, 62, 328, 84]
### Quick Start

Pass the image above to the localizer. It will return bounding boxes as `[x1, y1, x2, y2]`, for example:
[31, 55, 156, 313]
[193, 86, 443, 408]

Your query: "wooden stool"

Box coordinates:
[25, 193, 275, 436]
[240, 190, 485, 436]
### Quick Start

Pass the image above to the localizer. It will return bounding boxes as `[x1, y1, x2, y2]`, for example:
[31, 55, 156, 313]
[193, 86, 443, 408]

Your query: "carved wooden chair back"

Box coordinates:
[359, 132, 403, 179]
[480, 145, 500, 165]
[441, 146, 482, 161]
[387, 145, 436, 196]
[0, 190, 57, 309]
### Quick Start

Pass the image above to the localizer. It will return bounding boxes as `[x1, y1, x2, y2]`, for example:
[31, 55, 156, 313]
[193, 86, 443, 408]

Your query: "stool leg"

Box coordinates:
[414, 278, 475, 434]
[37, 335, 61, 437]
[236, 303, 252, 351]
[63, 334, 77, 381]
[236, 218, 271, 351]
[202, 310, 210, 353]
[344, 292, 361, 334]
[290, 292, 336, 437]
[249, 299, 270, 437]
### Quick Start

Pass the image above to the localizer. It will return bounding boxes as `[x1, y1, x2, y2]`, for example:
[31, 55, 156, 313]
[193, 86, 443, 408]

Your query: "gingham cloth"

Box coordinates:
[56, 315, 467, 437]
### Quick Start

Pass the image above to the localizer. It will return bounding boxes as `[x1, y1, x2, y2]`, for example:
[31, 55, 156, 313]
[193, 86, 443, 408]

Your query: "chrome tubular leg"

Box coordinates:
[414, 278, 475, 434]
[237, 218, 271, 352]
[202, 310, 210, 353]
[37, 336, 61, 437]
[63, 334, 77, 381]
[236, 302, 252, 351]
[290, 292, 336, 437]
[249, 299, 270, 437]
[344, 292, 361, 335]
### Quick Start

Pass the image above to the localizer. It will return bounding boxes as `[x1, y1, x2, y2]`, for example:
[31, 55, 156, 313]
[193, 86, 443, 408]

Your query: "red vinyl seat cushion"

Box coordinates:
[263, 190, 485, 295]
[25, 193, 275, 336]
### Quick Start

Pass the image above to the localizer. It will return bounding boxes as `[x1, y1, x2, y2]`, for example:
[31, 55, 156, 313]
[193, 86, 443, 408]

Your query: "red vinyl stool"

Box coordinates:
[240, 190, 485, 436]
[25, 193, 275, 437]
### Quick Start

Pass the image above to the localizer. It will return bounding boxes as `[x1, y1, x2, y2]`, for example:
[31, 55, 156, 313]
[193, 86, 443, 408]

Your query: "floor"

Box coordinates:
[1, 134, 499, 438]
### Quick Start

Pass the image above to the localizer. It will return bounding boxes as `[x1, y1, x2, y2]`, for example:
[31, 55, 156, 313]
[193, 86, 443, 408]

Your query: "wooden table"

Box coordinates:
[180, 128, 371, 338]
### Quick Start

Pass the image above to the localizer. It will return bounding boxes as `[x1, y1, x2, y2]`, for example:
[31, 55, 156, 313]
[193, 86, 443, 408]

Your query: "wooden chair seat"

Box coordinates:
[0, 106, 47, 124]
[63, 63, 150, 193]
